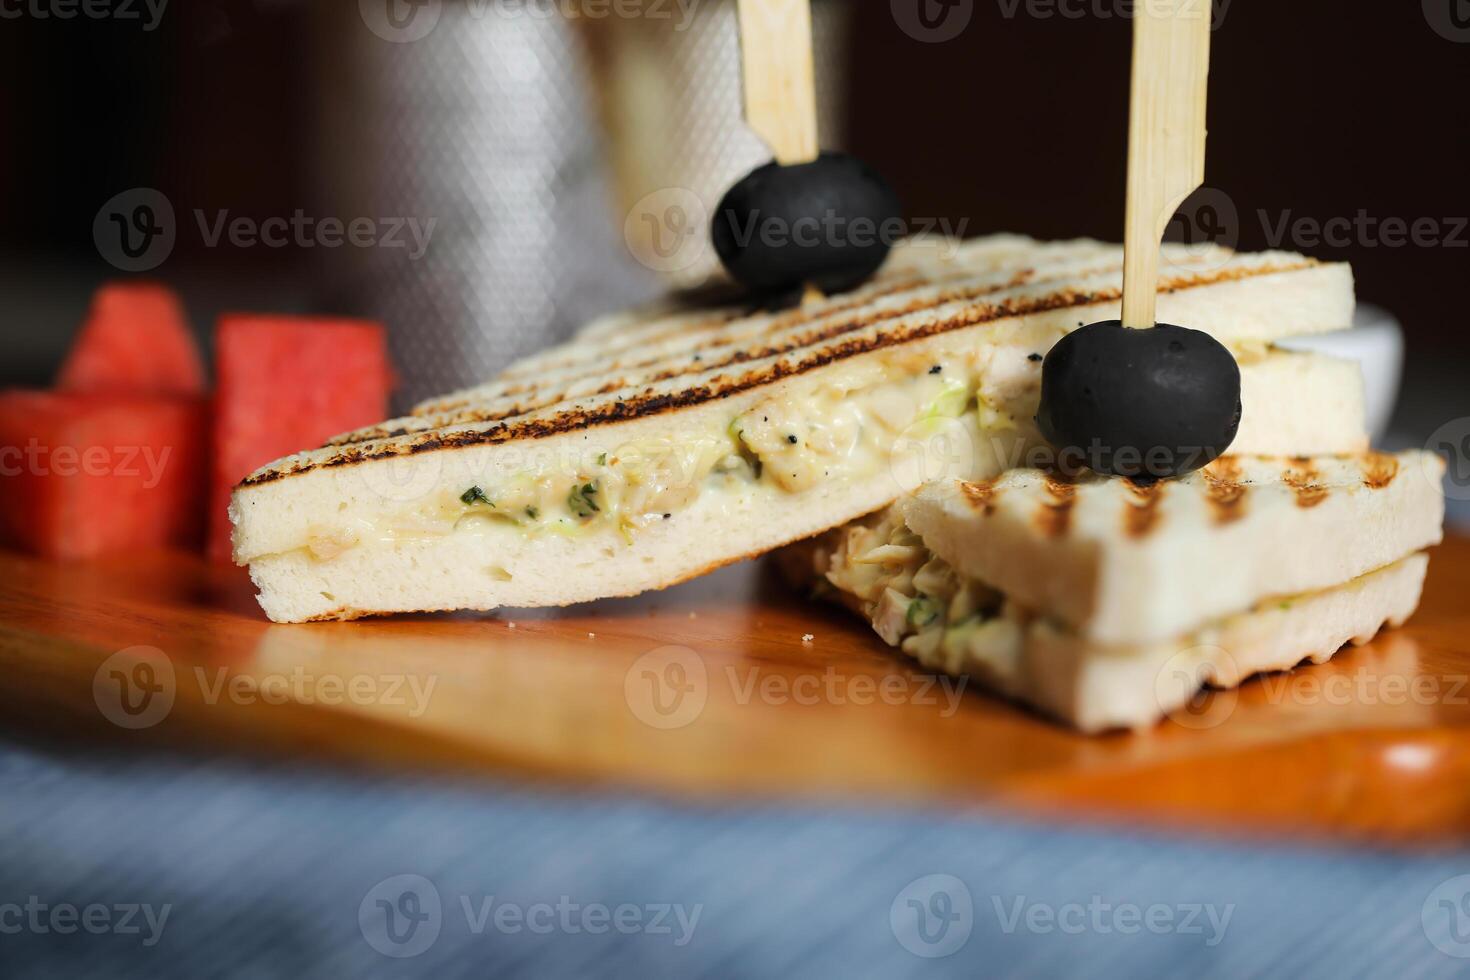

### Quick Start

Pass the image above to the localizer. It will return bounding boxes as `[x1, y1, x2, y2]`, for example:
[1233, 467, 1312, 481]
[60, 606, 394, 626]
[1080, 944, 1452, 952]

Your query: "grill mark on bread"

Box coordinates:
[345, 258, 1302, 442]
[960, 479, 1001, 515]
[414, 278, 935, 418]
[389, 252, 1285, 424]
[1035, 475, 1077, 538]
[1123, 480, 1165, 538]
[348, 273, 1048, 443]
[410, 252, 1161, 425]
[1284, 458, 1330, 508]
[501, 305, 751, 379]
[1202, 457, 1249, 524]
[1361, 451, 1400, 489]
[331, 258, 1307, 446]
[512, 274, 929, 377]
[1203, 456, 1243, 482]
[255, 292, 1110, 480]
[243, 259, 1317, 485]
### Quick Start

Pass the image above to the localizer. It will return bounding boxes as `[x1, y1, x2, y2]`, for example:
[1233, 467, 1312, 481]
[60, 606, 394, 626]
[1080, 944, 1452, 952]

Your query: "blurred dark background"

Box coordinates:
[0, 0, 1465, 435]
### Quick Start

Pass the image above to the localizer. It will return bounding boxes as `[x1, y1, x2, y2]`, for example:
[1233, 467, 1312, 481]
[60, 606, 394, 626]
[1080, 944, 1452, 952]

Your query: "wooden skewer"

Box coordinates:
[736, 0, 820, 165]
[1120, 0, 1211, 328]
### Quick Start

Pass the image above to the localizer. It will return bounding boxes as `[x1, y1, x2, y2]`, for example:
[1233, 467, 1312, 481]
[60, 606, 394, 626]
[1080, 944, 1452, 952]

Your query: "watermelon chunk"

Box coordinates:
[209, 315, 391, 562]
[58, 282, 206, 396]
[0, 391, 207, 560]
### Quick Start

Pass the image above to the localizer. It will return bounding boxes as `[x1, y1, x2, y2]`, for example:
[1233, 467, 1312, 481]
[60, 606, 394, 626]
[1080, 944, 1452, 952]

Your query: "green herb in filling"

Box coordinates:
[907, 595, 941, 628]
[525, 506, 539, 520]
[920, 379, 971, 420]
[597, 453, 607, 466]
[460, 486, 493, 507]
[568, 481, 601, 518]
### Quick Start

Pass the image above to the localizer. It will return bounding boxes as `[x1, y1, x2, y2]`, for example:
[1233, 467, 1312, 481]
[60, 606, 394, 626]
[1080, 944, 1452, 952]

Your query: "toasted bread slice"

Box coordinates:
[903, 451, 1445, 645]
[794, 452, 1443, 731]
[231, 236, 1360, 622]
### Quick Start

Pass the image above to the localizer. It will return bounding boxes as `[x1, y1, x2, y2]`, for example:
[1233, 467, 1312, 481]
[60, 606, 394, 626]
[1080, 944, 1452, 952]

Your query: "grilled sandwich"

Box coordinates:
[789, 452, 1446, 731]
[231, 235, 1365, 623]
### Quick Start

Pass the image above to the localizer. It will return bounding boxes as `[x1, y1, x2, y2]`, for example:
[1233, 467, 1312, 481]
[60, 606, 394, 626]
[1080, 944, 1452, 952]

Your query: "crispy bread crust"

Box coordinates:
[242, 259, 1314, 488]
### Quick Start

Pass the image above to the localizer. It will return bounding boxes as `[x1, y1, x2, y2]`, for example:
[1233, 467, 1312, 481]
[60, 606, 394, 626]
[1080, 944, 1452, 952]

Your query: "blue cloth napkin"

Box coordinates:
[1, 741, 1468, 978]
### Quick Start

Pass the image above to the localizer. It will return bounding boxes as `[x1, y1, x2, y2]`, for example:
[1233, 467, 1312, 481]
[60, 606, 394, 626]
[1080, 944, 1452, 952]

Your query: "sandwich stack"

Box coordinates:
[789, 452, 1444, 731]
[783, 0, 1443, 731]
[230, 236, 1365, 623]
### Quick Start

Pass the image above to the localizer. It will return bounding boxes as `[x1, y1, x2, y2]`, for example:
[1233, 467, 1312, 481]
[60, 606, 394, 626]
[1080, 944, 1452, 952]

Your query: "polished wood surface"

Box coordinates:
[3, 537, 1470, 844]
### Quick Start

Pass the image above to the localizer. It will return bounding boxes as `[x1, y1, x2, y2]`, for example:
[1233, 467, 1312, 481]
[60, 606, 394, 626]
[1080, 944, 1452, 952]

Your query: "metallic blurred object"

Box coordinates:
[582, 0, 852, 289]
[311, 1, 852, 408]
[311, 1, 654, 409]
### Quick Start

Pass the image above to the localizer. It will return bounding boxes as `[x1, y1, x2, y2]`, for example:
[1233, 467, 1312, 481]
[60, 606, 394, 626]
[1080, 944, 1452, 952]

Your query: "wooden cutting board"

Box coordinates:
[3, 537, 1470, 845]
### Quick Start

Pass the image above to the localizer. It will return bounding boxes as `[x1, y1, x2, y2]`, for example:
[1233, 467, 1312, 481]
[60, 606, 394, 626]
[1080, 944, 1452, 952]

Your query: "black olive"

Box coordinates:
[1035, 320, 1241, 480]
[712, 151, 903, 295]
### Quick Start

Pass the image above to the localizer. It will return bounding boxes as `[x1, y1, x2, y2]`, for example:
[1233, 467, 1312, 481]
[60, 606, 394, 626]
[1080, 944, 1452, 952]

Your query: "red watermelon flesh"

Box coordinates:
[58, 283, 206, 396]
[209, 315, 391, 562]
[0, 391, 207, 560]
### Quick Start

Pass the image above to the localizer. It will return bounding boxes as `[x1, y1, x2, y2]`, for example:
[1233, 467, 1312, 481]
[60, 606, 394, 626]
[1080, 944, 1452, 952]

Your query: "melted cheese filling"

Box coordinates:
[820, 504, 1369, 687]
[293, 350, 1016, 563]
[285, 337, 1269, 565]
